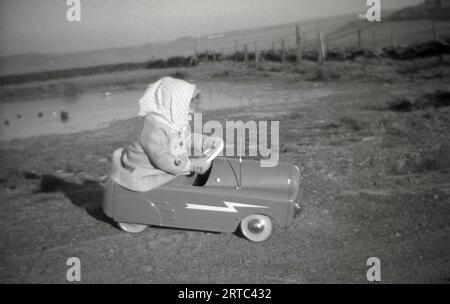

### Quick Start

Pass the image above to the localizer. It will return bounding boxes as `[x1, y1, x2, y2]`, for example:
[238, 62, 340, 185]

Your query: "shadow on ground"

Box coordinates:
[38, 174, 116, 227]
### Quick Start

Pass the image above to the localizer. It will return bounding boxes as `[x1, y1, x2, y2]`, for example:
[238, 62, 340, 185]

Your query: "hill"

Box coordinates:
[0, 14, 357, 76]
[388, 1, 450, 20]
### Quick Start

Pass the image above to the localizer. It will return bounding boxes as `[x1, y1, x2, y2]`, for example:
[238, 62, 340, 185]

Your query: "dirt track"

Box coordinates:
[1, 61, 450, 283]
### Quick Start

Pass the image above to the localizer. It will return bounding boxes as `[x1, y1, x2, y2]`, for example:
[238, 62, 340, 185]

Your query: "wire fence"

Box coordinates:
[153, 15, 449, 65]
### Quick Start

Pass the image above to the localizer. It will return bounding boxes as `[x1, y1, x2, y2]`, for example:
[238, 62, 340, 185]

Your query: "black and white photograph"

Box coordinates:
[0, 0, 449, 285]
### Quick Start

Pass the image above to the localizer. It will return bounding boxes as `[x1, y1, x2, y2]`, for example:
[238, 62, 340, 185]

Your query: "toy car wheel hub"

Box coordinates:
[247, 219, 265, 234]
[240, 214, 273, 242]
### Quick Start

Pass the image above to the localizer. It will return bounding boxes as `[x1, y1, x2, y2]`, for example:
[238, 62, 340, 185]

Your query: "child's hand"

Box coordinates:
[190, 157, 212, 174]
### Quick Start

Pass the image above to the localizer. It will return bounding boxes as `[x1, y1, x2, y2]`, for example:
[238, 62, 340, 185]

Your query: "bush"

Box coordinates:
[326, 48, 346, 61]
[145, 56, 198, 69]
[302, 50, 319, 61]
[210, 70, 231, 78]
[166, 56, 189, 67]
[388, 90, 450, 112]
[416, 90, 450, 109]
[388, 98, 414, 112]
[169, 71, 188, 79]
[344, 47, 376, 60]
[145, 59, 167, 69]
[381, 40, 450, 60]
[339, 117, 365, 131]
[260, 50, 282, 62]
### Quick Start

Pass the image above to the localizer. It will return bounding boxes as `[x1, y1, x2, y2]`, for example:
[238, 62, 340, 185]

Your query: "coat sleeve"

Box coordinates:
[140, 118, 191, 175]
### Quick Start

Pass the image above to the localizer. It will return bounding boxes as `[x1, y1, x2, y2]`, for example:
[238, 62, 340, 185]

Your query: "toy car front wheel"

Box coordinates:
[117, 222, 148, 233]
[240, 214, 273, 242]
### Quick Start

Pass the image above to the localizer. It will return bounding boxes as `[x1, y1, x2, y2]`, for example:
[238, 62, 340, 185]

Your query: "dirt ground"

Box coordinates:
[0, 59, 449, 283]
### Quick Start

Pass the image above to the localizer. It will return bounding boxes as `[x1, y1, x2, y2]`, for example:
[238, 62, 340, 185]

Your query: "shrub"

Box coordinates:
[169, 71, 188, 79]
[388, 91, 450, 112]
[388, 98, 414, 112]
[261, 50, 282, 62]
[145, 56, 198, 69]
[339, 117, 365, 131]
[416, 90, 450, 109]
[381, 40, 450, 60]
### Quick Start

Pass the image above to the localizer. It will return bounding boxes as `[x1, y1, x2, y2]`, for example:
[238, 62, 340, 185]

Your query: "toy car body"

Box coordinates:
[102, 156, 301, 242]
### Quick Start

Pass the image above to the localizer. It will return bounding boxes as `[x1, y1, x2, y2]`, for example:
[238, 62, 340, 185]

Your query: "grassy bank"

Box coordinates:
[2, 39, 449, 102]
[2, 53, 450, 103]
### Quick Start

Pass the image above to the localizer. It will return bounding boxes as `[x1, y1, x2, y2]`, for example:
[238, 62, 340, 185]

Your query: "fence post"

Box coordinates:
[205, 48, 209, 62]
[244, 44, 248, 62]
[317, 31, 323, 65]
[390, 26, 395, 48]
[296, 24, 302, 64]
[372, 30, 376, 50]
[422, 1, 426, 19]
[431, 19, 437, 40]
[234, 41, 238, 61]
[281, 38, 286, 63]
[357, 28, 362, 48]
[194, 39, 198, 58]
[254, 41, 259, 64]
[320, 31, 326, 61]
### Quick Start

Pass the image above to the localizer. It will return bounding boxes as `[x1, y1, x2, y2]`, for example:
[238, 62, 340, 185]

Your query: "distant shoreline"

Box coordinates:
[0, 61, 147, 86]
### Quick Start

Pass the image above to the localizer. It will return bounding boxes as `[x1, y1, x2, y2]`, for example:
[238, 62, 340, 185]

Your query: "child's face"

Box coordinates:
[188, 94, 200, 122]
[190, 94, 201, 114]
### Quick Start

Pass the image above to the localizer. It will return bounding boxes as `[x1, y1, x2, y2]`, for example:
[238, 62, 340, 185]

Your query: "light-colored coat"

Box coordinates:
[110, 77, 203, 192]
[110, 116, 204, 191]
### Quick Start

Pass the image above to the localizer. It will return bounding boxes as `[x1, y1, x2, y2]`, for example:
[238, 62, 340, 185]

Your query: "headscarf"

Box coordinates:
[138, 77, 199, 131]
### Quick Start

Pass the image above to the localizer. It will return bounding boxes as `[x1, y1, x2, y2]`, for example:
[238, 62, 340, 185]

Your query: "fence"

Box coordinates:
[152, 15, 450, 65]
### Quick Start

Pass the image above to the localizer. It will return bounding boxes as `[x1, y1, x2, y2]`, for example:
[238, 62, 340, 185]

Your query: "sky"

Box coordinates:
[0, 0, 423, 57]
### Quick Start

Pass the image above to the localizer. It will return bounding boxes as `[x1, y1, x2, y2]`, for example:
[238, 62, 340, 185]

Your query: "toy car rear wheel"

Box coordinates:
[240, 214, 273, 242]
[118, 222, 148, 233]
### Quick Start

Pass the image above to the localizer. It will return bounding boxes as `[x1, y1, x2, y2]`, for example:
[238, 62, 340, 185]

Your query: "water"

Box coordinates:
[0, 79, 338, 141]
[0, 89, 140, 141]
[0, 81, 274, 141]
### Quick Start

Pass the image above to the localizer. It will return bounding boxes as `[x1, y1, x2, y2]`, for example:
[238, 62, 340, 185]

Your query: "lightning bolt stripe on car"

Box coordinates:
[185, 201, 268, 213]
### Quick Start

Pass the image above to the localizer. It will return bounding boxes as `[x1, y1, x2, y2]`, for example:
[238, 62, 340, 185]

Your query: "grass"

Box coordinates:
[339, 117, 366, 131]
[396, 57, 448, 74]
[210, 70, 231, 78]
[2, 40, 449, 104]
[169, 71, 189, 79]
[388, 90, 450, 112]
[2, 39, 447, 87]
[388, 98, 414, 112]
[417, 90, 450, 109]
[391, 143, 450, 174]
[305, 66, 341, 81]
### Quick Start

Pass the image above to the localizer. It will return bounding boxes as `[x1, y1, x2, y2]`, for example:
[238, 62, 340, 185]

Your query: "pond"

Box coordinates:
[0, 80, 334, 141]
[0, 81, 277, 141]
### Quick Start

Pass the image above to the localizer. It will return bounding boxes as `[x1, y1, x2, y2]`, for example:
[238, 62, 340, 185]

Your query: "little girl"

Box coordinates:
[110, 77, 211, 192]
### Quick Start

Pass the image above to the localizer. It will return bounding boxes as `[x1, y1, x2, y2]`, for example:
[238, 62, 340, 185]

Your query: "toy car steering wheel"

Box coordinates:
[202, 136, 224, 163]
[180, 136, 224, 175]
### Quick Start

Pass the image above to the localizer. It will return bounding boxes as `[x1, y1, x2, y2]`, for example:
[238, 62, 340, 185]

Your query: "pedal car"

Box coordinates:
[102, 138, 301, 242]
